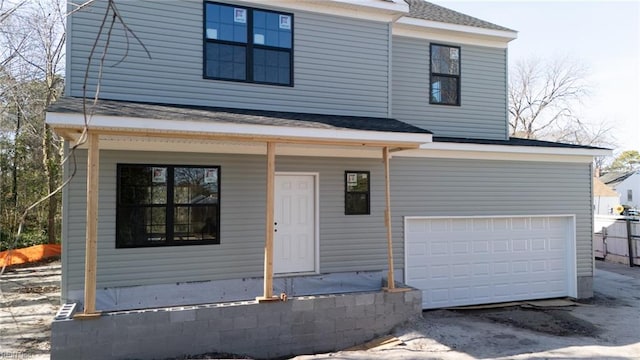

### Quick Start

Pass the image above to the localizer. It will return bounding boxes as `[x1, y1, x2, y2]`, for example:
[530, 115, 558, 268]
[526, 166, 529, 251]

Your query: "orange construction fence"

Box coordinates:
[0, 244, 61, 267]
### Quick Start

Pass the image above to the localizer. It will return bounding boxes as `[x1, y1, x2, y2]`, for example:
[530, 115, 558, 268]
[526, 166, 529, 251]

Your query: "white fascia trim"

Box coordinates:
[397, 17, 517, 41]
[421, 141, 610, 156]
[394, 24, 509, 49]
[46, 112, 432, 146]
[394, 18, 516, 48]
[393, 141, 611, 163]
[313, 0, 409, 14]
[232, 0, 408, 22]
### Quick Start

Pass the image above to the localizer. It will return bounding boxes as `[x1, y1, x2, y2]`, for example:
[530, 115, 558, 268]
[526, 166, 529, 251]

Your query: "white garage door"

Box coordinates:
[405, 215, 577, 309]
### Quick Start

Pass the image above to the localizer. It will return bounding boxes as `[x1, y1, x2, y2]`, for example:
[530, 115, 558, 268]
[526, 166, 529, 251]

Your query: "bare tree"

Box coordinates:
[509, 57, 589, 140]
[0, 0, 65, 244]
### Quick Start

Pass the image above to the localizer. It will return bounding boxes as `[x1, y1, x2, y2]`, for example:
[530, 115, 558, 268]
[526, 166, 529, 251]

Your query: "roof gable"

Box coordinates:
[601, 171, 637, 186]
[593, 177, 618, 197]
[404, 0, 514, 32]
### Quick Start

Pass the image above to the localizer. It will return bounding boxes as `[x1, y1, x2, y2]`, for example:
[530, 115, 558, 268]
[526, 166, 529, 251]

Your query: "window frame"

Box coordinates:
[116, 164, 221, 248]
[429, 43, 461, 106]
[344, 170, 371, 215]
[203, 1, 294, 86]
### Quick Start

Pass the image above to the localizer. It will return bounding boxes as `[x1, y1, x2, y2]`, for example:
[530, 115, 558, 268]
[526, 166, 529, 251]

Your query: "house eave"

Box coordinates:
[394, 17, 517, 48]
[391, 140, 611, 163]
[422, 140, 610, 156]
[229, 0, 409, 21]
[46, 112, 432, 149]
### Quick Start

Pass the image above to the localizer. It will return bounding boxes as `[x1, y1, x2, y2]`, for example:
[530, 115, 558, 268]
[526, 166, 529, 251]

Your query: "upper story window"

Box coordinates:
[430, 44, 460, 106]
[116, 164, 220, 248]
[204, 2, 293, 86]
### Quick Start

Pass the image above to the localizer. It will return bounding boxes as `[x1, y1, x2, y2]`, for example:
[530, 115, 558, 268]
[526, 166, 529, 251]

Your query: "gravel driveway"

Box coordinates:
[1, 260, 639, 360]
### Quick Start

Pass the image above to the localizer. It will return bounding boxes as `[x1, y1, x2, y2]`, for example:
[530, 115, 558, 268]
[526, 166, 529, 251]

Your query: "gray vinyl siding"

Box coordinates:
[64, 151, 392, 291]
[390, 158, 593, 277]
[64, 151, 592, 293]
[392, 36, 509, 139]
[67, 0, 390, 117]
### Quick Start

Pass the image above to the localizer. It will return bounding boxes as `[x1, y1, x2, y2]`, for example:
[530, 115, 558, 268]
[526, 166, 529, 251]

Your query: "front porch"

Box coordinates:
[46, 98, 430, 359]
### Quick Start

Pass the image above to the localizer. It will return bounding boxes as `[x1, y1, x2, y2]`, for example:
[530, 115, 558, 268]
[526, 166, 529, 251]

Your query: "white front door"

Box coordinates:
[274, 174, 316, 274]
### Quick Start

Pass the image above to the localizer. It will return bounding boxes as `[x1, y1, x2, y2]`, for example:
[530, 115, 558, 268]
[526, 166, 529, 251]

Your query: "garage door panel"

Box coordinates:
[430, 241, 449, 255]
[511, 217, 529, 230]
[473, 218, 490, 230]
[406, 216, 575, 309]
[431, 219, 449, 232]
[550, 237, 566, 250]
[451, 242, 470, 254]
[406, 242, 426, 256]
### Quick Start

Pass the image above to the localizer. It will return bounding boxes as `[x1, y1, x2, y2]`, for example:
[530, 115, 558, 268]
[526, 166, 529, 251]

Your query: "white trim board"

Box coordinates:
[396, 17, 516, 42]
[46, 112, 433, 146]
[227, 0, 408, 22]
[393, 142, 611, 163]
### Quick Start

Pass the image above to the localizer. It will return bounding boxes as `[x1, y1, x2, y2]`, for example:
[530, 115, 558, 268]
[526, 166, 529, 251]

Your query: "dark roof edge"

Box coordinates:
[47, 96, 433, 135]
[433, 136, 610, 150]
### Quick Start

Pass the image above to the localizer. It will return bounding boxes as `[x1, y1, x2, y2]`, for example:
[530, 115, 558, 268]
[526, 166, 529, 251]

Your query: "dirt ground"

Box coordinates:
[0, 260, 60, 360]
[299, 261, 640, 360]
[1, 260, 640, 360]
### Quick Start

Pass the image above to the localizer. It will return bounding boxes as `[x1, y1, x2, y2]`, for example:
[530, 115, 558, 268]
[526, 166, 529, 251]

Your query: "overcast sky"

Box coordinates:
[433, 0, 640, 154]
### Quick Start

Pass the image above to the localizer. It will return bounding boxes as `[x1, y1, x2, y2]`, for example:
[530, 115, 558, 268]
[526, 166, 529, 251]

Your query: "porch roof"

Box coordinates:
[46, 97, 432, 148]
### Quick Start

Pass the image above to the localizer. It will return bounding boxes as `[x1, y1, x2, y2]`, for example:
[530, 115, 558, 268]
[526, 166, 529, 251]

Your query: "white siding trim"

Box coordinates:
[398, 142, 611, 157]
[393, 24, 510, 49]
[397, 149, 601, 163]
[46, 112, 433, 146]
[229, 0, 408, 22]
[396, 16, 516, 42]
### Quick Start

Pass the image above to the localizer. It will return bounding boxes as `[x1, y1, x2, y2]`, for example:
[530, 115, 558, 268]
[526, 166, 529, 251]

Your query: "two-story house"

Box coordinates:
[47, 1, 608, 359]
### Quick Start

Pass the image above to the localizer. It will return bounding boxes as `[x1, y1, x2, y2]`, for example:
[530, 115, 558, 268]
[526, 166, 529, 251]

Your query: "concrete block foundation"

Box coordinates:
[51, 289, 422, 360]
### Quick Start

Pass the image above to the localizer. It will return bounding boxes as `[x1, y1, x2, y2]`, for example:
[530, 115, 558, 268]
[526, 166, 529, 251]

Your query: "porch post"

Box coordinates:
[258, 142, 279, 302]
[78, 131, 100, 317]
[383, 147, 410, 293]
[383, 146, 396, 290]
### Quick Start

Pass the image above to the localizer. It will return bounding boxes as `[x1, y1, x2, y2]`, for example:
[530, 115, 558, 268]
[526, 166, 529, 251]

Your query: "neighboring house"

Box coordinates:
[601, 171, 640, 210]
[593, 177, 619, 215]
[46, 1, 609, 358]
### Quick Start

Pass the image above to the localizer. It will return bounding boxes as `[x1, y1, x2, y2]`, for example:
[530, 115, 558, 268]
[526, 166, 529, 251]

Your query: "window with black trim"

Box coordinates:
[116, 164, 220, 248]
[204, 2, 293, 86]
[345, 171, 370, 215]
[430, 44, 460, 106]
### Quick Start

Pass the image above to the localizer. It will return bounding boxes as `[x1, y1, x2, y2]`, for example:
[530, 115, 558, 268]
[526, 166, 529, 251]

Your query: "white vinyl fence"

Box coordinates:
[594, 215, 640, 266]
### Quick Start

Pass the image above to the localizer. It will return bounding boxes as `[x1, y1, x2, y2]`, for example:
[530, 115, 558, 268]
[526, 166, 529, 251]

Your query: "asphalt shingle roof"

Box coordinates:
[600, 171, 637, 186]
[404, 0, 514, 32]
[48, 97, 432, 134]
[433, 136, 609, 150]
